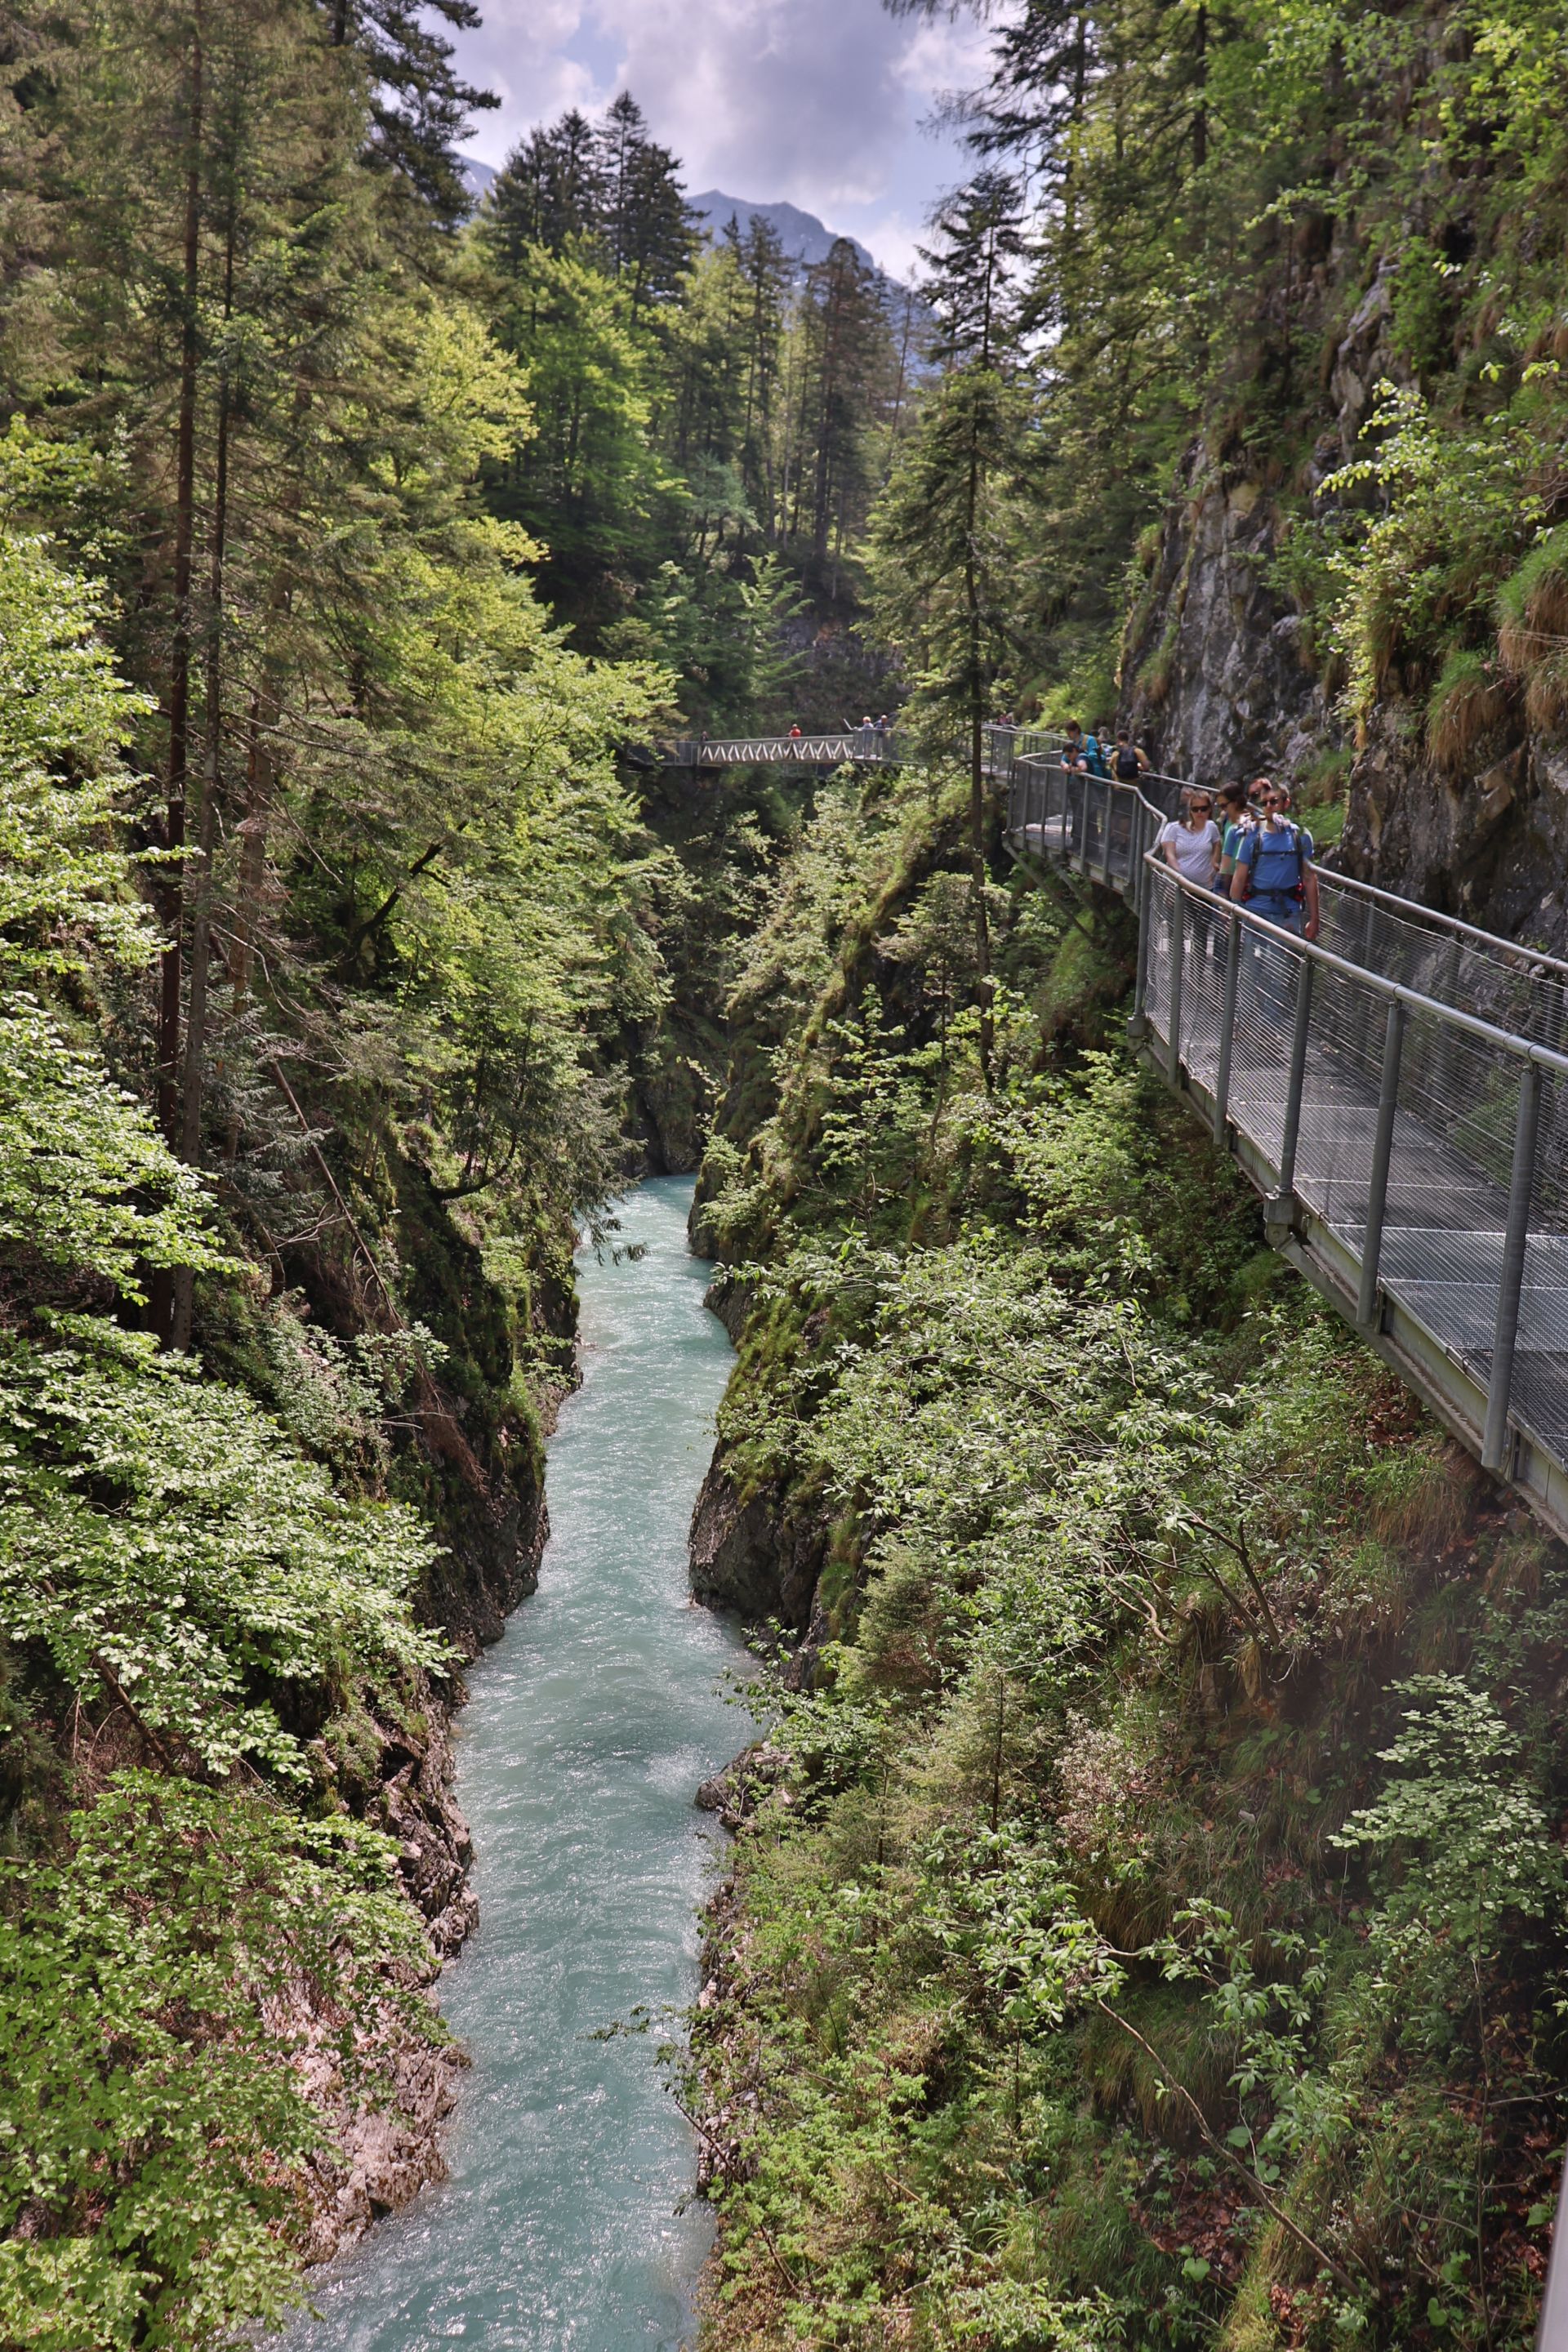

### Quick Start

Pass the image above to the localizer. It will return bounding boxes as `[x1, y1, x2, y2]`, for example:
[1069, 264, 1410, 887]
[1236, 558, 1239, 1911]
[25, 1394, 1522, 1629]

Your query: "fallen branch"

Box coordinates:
[1094, 1997, 1359, 2296]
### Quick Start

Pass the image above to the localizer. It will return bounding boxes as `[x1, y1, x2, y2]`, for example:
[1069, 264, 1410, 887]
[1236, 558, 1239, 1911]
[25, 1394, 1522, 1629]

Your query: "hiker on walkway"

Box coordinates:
[1216, 782, 1253, 885]
[1113, 730, 1148, 783]
[1059, 720, 1087, 771]
[1230, 778, 1320, 940]
[1083, 725, 1111, 780]
[1157, 788, 1221, 889]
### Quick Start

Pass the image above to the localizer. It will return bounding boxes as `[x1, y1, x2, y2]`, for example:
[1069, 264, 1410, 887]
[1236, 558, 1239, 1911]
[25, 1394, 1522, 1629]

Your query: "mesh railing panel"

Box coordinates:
[1130, 856, 1568, 1477]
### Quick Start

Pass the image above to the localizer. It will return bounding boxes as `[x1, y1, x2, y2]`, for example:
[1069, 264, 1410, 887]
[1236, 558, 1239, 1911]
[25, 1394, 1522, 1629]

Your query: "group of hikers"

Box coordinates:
[1155, 774, 1321, 942]
[1055, 716, 1155, 788]
[1053, 719, 1321, 944]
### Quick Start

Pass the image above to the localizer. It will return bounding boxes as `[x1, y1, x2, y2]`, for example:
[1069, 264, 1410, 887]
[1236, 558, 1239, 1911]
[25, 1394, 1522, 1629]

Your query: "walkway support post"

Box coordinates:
[1483, 1061, 1544, 1472]
[1166, 885, 1187, 1085]
[1214, 909, 1241, 1146]
[1275, 949, 1315, 1207]
[1130, 838, 1153, 1036]
[1356, 998, 1406, 1329]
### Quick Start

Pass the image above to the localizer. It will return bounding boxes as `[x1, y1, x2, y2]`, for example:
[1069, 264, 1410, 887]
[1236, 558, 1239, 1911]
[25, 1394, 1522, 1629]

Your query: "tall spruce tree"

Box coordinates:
[484, 107, 607, 261]
[871, 172, 1031, 1080]
[595, 91, 696, 317]
[323, 0, 497, 225]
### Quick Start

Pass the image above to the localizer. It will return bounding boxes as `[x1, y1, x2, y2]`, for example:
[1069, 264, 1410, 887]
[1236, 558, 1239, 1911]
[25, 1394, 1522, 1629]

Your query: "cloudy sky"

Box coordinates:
[450, 1, 1002, 280]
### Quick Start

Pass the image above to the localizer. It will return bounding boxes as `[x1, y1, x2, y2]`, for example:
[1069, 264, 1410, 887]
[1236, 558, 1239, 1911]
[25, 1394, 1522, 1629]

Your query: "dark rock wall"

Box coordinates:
[688, 1445, 824, 1634]
[1120, 252, 1568, 955]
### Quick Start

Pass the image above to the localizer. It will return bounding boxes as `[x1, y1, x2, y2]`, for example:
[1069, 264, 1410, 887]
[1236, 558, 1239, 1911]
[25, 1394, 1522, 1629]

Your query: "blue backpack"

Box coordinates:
[1082, 733, 1111, 779]
[1242, 820, 1309, 902]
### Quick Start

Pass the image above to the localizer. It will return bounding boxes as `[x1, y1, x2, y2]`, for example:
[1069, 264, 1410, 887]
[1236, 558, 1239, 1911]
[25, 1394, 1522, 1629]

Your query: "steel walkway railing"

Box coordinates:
[989, 730, 1568, 1551]
[662, 731, 905, 768]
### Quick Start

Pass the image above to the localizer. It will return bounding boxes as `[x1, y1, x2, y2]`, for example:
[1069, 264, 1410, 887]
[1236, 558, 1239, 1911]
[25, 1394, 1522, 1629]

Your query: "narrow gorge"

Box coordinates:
[4, 5, 1568, 2352]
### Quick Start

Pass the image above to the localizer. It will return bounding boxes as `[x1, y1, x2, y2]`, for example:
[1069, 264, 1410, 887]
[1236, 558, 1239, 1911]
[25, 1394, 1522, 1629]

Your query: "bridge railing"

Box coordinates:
[663, 731, 906, 768]
[1004, 751, 1568, 1540]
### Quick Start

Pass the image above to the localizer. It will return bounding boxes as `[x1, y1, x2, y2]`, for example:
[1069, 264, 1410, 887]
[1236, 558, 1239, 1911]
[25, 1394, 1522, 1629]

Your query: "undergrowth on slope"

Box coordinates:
[688, 768, 1567, 2352]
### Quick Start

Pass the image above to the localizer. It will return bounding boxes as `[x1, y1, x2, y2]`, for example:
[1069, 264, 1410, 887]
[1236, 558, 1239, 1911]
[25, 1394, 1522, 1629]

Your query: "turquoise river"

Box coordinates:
[284, 1177, 749, 2350]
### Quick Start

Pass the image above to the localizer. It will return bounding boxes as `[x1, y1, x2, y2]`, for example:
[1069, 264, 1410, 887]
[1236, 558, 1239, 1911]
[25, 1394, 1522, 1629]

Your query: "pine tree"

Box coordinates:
[726, 212, 791, 539]
[485, 108, 607, 262]
[323, 0, 498, 225]
[795, 238, 895, 587]
[871, 174, 1032, 1082]
[596, 91, 696, 317]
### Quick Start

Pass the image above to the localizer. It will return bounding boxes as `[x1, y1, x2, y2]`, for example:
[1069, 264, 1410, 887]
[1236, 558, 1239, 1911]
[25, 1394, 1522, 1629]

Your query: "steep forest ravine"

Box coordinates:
[7, 2, 1568, 2350]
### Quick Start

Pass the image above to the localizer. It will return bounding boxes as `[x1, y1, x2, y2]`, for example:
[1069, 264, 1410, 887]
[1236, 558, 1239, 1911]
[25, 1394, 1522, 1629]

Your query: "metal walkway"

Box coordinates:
[648, 719, 1568, 1533]
[989, 729, 1568, 1545]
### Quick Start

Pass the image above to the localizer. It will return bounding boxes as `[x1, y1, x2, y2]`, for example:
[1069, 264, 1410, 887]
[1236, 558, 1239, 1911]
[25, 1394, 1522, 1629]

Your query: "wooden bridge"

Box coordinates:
[988, 728, 1568, 1550]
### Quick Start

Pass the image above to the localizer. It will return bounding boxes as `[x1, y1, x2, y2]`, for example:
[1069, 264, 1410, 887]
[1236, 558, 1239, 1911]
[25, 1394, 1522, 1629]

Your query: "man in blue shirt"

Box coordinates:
[1230, 778, 1320, 939]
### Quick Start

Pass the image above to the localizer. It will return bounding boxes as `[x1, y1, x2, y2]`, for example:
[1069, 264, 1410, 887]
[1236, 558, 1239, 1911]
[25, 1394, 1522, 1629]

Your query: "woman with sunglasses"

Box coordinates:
[1156, 788, 1222, 889]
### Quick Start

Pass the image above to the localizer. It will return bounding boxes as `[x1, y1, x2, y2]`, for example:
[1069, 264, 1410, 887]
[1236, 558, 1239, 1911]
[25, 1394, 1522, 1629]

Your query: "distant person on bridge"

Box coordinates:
[789, 723, 802, 739]
[1059, 721, 1087, 771]
[1083, 727, 1111, 780]
[1157, 790, 1221, 888]
[1113, 731, 1148, 783]
[1232, 778, 1320, 941]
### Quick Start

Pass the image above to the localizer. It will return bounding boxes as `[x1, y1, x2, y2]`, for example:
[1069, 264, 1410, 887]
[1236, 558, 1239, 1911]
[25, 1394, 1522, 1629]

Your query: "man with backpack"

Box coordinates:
[1230, 778, 1320, 1025]
[1113, 731, 1148, 784]
[1229, 778, 1320, 939]
[1082, 725, 1111, 780]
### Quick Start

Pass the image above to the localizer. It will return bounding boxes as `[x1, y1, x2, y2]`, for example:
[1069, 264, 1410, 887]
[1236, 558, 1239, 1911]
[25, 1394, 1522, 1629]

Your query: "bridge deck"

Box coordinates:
[661, 732, 903, 768]
[1002, 746, 1568, 1542]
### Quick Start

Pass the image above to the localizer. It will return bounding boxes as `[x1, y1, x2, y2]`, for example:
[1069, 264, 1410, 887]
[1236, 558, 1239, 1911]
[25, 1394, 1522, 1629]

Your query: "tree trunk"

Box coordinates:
[172, 204, 234, 1351]
[150, 0, 204, 1344]
[1193, 5, 1209, 171]
[964, 425, 995, 1089]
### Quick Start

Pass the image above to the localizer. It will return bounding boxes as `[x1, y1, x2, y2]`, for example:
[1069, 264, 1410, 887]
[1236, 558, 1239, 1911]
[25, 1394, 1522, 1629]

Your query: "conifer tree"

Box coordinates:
[871, 172, 1031, 1080]
[485, 107, 607, 261]
[595, 91, 696, 317]
[324, 0, 497, 224]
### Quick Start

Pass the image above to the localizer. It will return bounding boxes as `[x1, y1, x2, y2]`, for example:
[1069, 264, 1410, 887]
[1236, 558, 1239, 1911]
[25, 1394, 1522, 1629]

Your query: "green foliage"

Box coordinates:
[0, 523, 157, 978]
[0, 1319, 448, 1778]
[692, 764, 1566, 2350]
[0, 1773, 436, 2350]
[0, 1000, 225, 1298]
[1333, 1674, 1565, 1968]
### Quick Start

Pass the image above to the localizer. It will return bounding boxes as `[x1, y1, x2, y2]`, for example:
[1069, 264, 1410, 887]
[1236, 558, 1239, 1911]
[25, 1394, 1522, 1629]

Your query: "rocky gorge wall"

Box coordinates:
[1120, 261, 1568, 956]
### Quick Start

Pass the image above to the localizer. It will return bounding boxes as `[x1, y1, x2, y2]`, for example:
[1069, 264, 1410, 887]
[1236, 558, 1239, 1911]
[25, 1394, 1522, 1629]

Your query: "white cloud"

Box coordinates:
[455, 0, 1007, 261]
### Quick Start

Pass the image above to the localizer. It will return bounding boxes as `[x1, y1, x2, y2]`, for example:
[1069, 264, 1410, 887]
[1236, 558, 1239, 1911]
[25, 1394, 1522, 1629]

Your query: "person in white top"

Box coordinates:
[1156, 789, 1221, 889]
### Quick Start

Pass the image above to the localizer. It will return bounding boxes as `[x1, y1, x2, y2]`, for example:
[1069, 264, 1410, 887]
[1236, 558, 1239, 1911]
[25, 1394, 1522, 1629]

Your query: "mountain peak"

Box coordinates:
[687, 191, 876, 276]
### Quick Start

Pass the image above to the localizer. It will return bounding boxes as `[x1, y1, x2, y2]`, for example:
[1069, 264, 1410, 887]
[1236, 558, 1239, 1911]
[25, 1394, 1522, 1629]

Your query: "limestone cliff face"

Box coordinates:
[1120, 258, 1568, 951]
[688, 1442, 825, 1635]
[297, 1704, 475, 2263]
[1340, 724, 1568, 952]
[1120, 257, 1400, 791]
[1121, 450, 1334, 788]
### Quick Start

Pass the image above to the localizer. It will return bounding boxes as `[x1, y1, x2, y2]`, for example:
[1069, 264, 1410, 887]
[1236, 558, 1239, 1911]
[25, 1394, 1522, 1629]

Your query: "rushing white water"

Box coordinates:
[283, 1178, 748, 2351]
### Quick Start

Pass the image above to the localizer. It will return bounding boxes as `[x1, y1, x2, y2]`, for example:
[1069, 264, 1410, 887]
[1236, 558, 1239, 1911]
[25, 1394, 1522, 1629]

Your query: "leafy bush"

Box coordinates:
[0, 1774, 437, 2351]
[0, 1320, 449, 1778]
